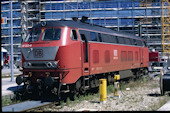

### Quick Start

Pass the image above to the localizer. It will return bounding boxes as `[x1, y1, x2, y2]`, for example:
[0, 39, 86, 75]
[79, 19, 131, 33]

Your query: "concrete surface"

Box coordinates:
[2, 67, 23, 99]
[2, 68, 22, 76]
[2, 100, 50, 112]
[158, 101, 170, 111]
[1, 77, 23, 99]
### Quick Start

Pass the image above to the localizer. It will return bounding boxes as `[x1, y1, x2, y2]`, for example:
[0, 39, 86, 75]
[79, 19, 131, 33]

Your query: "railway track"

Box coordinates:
[2, 72, 160, 112]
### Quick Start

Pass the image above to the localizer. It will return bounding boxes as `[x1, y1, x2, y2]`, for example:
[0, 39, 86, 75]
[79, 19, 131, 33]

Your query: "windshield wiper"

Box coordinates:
[27, 48, 33, 58]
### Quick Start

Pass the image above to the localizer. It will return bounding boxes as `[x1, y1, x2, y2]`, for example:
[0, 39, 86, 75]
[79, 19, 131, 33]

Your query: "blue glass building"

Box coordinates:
[1, 0, 164, 61]
[1, 1, 21, 61]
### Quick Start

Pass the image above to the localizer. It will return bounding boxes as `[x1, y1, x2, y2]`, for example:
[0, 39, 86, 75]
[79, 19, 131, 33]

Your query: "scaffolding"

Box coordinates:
[161, 0, 170, 56]
[21, 0, 40, 42]
[39, 0, 163, 52]
[1, 0, 167, 57]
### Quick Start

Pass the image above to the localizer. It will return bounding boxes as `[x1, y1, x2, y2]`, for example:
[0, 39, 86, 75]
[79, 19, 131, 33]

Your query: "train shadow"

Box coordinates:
[147, 92, 170, 97]
[147, 93, 162, 97]
[89, 101, 100, 104]
[7, 85, 23, 92]
[7, 86, 59, 103]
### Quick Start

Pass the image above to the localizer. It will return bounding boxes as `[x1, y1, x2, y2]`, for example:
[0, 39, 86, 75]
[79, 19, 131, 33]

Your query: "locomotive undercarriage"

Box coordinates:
[63, 67, 148, 101]
[16, 71, 63, 100]
[59, 67, 148, 101]
[16, 67, 148, 100]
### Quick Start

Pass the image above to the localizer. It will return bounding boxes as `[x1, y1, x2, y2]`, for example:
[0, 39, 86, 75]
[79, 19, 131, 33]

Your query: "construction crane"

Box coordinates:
[161, 0, 170, 57]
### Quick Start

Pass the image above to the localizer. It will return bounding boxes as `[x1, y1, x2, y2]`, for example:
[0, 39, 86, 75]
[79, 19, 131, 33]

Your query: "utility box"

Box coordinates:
[99, 79, 107, 102]
[149, 51, 159, 62]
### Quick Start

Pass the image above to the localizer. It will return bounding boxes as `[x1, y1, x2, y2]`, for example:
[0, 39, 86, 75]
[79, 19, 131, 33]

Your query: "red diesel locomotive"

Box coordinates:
[16, 19, 149, 98]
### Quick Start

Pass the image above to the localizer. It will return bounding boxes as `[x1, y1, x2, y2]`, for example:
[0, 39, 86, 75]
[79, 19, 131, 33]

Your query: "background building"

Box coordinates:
[1, 0, 170, 61]
[1, 1, 22, 61]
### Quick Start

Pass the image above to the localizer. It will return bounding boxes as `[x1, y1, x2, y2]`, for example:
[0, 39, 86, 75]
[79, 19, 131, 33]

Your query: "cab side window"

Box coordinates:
[79, 30, 91, 41]
[71, 29, 78, 40]
[143, 41, 147, 47]
[133, 39, 137, 45]
[98, 33, 102, 42]
[118, 37, 125, 44]
[90, 32, 97, 41]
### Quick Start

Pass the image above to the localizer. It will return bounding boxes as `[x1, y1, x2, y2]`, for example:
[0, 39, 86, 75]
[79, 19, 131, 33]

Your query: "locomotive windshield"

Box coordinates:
[42, 28, 61, 41]
[24, 28, 61, 42]
[24, 29, 41, 42]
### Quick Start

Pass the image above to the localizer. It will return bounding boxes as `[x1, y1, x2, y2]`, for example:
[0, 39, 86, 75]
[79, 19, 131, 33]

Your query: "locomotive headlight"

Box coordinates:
[53, 61, 58, 67]
[52, 61, 58, 68]
[27, 62, 32, 67]
[23, 61, 58, 69]
[46, 62, 53, 68]
[46, 61, 58, 68]
[23, 62, 32, 68]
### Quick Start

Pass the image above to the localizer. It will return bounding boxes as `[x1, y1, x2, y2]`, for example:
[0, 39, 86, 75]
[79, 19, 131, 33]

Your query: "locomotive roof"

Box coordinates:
[33, 20, 143, 40]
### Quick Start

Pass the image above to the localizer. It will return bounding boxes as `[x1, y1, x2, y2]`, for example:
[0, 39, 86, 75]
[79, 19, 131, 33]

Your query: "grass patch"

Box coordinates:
[2, 97, 14, 107]
[107, 84, 114, 94]
[2, 75, 11, 78]
[2, 75, 18, 78]
[117, 77, 147, 91]
[2, 96, 21, 107]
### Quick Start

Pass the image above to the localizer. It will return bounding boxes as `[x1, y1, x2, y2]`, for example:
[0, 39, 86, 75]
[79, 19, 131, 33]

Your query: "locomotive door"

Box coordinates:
[139, 47, 144, 66]
[80, 34, 90, 76]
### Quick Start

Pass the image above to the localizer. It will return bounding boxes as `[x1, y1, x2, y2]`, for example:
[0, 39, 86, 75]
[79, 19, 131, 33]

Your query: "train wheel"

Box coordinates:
[136, 70, 141, 79]
[132, 71, 138, 81]
[19, 84, 31, 100]
[69, 93, 75, 101]
[75, 79, 82, 94]
[32, 88, 40, 99]
[69, 84, 76, 101]
[37, 82, 43, 98]
[94, 78, 99, 87]
[143, 68, 148, 75]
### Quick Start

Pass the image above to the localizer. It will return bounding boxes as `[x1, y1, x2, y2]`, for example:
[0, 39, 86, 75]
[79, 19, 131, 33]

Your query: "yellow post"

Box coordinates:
[114, 75, 120, 98]
[99, 79, 107, 102]
[28, 72, 32, 77]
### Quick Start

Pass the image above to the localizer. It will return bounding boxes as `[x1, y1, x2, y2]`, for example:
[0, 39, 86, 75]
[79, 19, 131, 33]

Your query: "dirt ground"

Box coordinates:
[42, 75, 170, 111]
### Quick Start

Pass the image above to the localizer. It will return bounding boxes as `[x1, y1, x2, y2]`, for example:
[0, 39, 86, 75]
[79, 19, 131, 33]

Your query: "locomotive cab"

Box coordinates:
[21, 25, 81, 70]
[17, 21, 82, 97]
[21, 28, 62, 72]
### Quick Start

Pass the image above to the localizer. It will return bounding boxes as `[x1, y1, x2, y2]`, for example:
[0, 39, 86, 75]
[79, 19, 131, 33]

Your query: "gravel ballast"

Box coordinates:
[42, 76, 170, 111]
